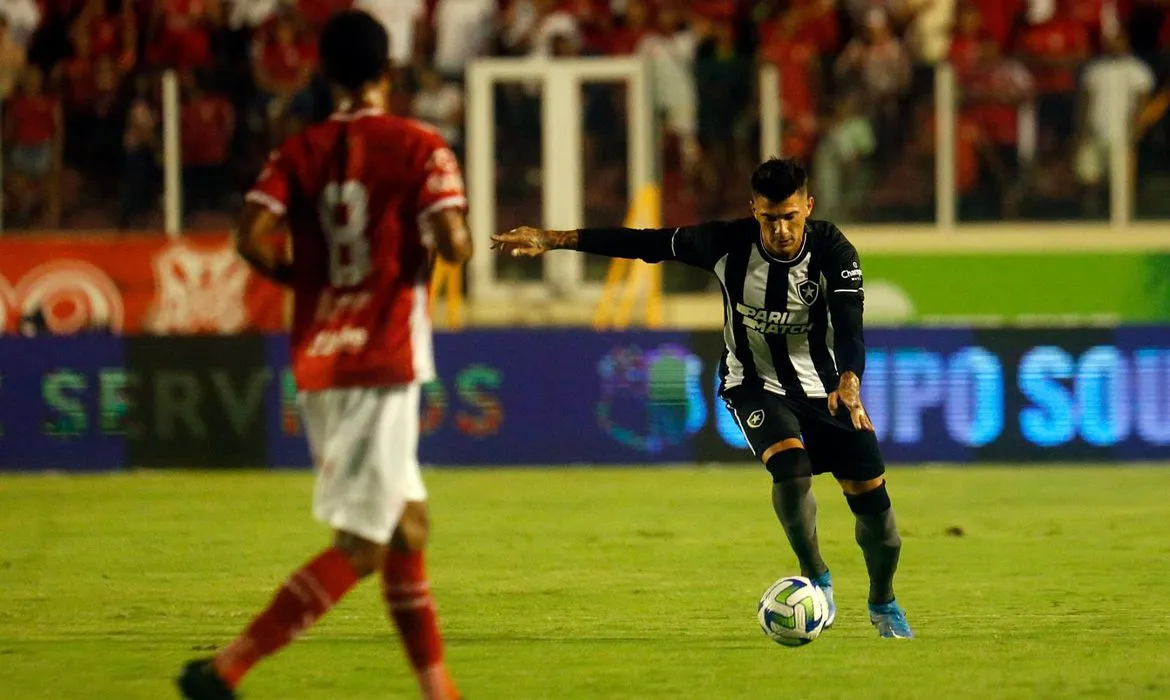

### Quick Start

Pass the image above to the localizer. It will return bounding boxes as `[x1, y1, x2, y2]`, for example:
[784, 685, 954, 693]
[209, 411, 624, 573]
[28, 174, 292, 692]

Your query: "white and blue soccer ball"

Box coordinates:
[758, 575, 830, 646]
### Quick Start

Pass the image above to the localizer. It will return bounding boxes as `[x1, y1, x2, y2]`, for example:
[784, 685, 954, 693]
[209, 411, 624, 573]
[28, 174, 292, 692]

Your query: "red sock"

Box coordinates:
[382, 550, 459, 700]
[214, 548, 359, 688]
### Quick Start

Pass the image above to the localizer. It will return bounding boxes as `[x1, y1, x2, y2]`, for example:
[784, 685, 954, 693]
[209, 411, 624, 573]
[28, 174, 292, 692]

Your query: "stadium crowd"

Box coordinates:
[3, 0, 1170, 230]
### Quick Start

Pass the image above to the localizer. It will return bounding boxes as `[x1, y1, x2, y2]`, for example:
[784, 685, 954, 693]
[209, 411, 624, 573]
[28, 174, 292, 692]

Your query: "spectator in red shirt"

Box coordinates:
[298, 0, 352, 30]
[961, 37, 1034, 214]
[968, 0, 1022, 49]
[949, 1, 985, 78]
[71, 0, 136, 69]
[793, 0, 840, 54]
[3, 66, 62, 226]
[146, 0, 220, 69]
[1013, 3, 1091, 143]
[180, 70, 235, 216]
[607, 0, 652, 55]
[758, 2, 829, 165]
[251, 9, 317, 144]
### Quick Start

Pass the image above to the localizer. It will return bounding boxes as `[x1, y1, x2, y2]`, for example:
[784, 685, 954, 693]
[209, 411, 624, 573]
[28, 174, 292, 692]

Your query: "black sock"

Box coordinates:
[847, 484, 901, 605]
[771, 477, 828, 580]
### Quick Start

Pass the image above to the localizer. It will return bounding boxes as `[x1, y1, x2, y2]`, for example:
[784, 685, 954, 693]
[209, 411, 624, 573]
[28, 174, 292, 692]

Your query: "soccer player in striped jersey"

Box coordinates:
[491, 157, 913, 639]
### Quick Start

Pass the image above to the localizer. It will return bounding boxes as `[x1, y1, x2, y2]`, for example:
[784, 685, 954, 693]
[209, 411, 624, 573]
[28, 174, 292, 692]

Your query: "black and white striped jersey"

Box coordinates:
[690, 218, 864, 398]
[577, 217, 867, 400]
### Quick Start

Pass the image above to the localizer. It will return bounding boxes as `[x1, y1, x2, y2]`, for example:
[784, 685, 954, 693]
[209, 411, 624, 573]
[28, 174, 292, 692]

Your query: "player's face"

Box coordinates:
[752, 191, 813, 260]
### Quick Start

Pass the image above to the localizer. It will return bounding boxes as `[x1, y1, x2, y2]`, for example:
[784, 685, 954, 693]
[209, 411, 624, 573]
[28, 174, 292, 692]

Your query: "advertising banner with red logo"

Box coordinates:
[0, 233, 287, 334]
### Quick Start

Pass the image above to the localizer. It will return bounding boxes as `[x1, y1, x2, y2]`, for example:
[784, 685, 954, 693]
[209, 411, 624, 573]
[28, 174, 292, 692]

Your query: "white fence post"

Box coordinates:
[934, 63, 957, 230]
[542, 63, 584, 295]
[759, 63, 782, 161]
[162, 70, 182, 239]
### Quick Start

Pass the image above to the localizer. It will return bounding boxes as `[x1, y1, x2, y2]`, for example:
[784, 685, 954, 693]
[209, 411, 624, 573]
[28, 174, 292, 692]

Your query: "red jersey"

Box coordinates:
[1014, 19, 1090, 94]
[299, 0, 353, 28]
[9, 95, 57, 144]
[181, 95, 234, 166]
[246, 108, 467, 391]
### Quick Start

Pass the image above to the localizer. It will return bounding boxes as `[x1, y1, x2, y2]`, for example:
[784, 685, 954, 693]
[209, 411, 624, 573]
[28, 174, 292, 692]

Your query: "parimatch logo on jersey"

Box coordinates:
[735, 303, 811, 335]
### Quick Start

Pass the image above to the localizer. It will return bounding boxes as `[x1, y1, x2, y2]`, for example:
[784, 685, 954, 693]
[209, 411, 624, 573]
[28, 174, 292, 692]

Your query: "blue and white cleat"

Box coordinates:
[868, 600, 914, 639]
[812, 571, 836, 629]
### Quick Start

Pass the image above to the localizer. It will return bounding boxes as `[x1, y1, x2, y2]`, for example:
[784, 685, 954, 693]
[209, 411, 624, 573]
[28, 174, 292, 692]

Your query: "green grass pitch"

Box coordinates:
[2, 465, 1169, 699]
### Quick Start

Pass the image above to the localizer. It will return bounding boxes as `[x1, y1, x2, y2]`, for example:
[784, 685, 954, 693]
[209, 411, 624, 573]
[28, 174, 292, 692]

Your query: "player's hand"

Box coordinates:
[828, 372, 874, 432]
[490, 226, 555, 257]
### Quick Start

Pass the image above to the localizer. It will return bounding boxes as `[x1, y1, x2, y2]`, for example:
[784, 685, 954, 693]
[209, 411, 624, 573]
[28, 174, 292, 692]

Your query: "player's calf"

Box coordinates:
[188, 541, 368, 695]
[842, 478, 901, 605]
[382, 502, 461, 700]
[765, 444, 829, 582]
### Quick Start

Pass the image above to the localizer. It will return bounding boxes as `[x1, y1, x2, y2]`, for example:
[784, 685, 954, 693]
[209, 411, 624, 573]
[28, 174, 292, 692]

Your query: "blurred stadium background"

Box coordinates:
[0, 0, 1167, 466]
[2, 1, 1170, 698]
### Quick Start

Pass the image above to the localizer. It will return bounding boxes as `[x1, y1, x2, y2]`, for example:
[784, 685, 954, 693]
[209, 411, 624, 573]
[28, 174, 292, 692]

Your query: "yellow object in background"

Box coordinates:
[430, 258, 464, 329]
[594, 184, 663, 330]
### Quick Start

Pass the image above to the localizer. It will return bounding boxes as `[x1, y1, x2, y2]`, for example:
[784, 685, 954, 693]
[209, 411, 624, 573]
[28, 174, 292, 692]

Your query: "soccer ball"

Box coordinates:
[757, 576, 829, 647]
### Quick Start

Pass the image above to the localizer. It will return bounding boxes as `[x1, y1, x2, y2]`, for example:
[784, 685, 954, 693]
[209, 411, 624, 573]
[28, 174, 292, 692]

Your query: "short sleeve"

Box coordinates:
[414, 132, 468, 220]
[670, 221, 731, 270]
[1133, 61, 1155, 94]
[245, 147, 294, 217]
[823, 227, 864, 297]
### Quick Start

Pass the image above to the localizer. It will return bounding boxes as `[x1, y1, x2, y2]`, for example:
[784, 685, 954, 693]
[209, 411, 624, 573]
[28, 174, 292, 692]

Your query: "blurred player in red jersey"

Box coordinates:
[177, 10, 472, 700]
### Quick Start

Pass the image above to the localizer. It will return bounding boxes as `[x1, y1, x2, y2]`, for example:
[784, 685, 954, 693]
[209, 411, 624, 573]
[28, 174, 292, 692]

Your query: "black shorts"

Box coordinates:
[722, 386, 885, 482]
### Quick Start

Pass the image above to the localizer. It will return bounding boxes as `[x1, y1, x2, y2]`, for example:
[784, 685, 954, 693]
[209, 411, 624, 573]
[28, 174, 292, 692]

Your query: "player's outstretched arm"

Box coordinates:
[491, 224, 693, 263]
[427, 207, 474, 265]
[235, 201, 293, 286]
[490, 226, 578, 257]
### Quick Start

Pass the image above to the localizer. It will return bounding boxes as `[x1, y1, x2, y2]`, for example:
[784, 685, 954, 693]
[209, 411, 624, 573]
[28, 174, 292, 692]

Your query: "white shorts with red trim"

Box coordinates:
[298, 384, 427, 544]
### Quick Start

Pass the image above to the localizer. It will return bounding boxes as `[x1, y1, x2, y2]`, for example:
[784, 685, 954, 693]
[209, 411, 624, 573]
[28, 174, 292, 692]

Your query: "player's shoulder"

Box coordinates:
[364, 114, 456, 167]
[689, 216, 757, 239]
[807, 218, 854, 252]
[363, 113, 449, 147]
[268, 117, 340, 166]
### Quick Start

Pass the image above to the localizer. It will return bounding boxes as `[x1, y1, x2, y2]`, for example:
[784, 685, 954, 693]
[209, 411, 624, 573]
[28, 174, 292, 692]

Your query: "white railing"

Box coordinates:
[757, 61, 1144, 232]
[466, 56, 657, 303]
[0, 61, 1157, 246]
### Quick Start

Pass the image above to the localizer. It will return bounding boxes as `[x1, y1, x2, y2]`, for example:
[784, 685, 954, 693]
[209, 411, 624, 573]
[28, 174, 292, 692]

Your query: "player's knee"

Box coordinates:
[845, 479, 890, 514]
[333, 531, 386, 578]
[846, 483, 900, 546]
[389, 502, 430, 552]
[764, 446, 813, 483]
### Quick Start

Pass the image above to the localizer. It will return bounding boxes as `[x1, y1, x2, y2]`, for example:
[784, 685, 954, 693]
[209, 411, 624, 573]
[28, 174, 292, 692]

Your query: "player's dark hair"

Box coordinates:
[319, 11, 389, 195]
[750, 157, 808, 203]
[319, 10, 390, 92]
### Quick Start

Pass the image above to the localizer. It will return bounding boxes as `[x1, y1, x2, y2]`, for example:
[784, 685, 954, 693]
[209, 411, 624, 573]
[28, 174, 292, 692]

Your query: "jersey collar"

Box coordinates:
[755, 224, 810, 266]
[329, 107, 386, 121]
